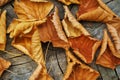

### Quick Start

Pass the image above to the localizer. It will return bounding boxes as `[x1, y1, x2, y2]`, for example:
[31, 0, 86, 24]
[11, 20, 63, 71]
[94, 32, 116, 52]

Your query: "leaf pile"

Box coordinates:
[0, 0, 120, 80]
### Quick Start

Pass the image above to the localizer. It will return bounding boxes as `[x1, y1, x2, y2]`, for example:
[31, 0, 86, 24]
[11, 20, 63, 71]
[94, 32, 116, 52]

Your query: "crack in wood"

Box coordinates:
[55, 52, 64, 74]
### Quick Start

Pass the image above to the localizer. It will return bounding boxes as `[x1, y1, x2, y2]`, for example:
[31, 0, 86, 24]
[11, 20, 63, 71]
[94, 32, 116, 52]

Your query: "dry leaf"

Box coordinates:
[69, 35, 101, 63]
[0, 57, 11, 76]
[96, 30, 120, 69]
[30, 0, 48, 2]
[62, 6, 90, 38]
[63, 50, 99, 80]
[14, 0, 54, 20]
[7, 20, 52, 79]
[38, 7, 69, 48]
[107, 18, 120, 51]
[0, 0, 11, 6]
[0, 10, 6, 50]
[76, 0, 120, 57]
[7, 19, 46, 63]
[29, 63, 53, 80]
[77, 0, 116, 22]
[58, 0, 80, 5]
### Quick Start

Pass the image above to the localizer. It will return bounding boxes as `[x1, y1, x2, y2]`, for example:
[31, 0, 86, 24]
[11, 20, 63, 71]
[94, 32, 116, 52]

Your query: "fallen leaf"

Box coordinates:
[7, 19, 45, 63]
[14, 0, 54, 20]
[76, 0, 120, 57]
[0, 57, 11, 76]
[96, 30, 120, 69]
[62, 6, 90, 38]
[77, 0, 116, 22]
[0, 10, 6, 50]
[0, 0, 11, 6]
[30, 0, 48, 2]
[58, 0, 80, 5]
[38, 7, 69, 48]
[69, 35, 101, 63]
[8, 21, 52, 79]
[107, 18, 120, 51]
[63, 50, 99, 80]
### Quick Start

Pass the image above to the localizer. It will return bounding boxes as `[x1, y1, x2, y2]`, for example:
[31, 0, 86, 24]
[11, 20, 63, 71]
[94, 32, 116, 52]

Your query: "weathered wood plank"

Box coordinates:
[45, 49, 63, 80]
[115, 66, 120, 79]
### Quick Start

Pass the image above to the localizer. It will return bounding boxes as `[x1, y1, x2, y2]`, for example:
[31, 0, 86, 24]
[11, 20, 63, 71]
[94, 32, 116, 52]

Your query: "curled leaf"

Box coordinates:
[38, 7, 69, 48]
[0, 10, 6, 50]
[96, 30, 120, 69]
[69, 35, 101, 63]
[14, 0, 54, 20]
[107, 18, 120, 51]
[0, 57, 11, 76]
[77, 0, 116, 22]
[63, 50, 99, 80]
[58, 0, 80, 5]
[62, 6, 90, 38]
[0, 0, 11, 6]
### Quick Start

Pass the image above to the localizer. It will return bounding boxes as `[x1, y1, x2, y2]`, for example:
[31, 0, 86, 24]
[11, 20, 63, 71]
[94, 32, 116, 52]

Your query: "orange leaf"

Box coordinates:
[14, 0, 54, 20]
[38, 7, 69, 48]
[96, 30, 120, 69]
[63, 50, 99, 80]
[69, 35, 101, 63]
[0, 0, 10, 6]
[0, 10, 6, 50]
[77, 0, 116, 22]
[0, 57, 11, 76]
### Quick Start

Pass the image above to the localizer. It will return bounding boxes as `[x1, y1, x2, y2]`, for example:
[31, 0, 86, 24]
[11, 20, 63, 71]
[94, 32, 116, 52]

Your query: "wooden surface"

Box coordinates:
[0, 0, 120, 80]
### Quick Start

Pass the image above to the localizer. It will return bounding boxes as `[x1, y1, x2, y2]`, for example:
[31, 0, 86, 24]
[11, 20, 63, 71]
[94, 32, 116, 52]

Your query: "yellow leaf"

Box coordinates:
[14, 0, 54, 20]
[62, 6, 90, 38]
[0, 10, 6, 50]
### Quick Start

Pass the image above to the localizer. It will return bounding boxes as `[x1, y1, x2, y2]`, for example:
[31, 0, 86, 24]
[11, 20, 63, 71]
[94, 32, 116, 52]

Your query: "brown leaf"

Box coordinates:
[63, 50, 99, 80]
[96, 30, 120, 69]
[77, 0, 116, 22]
[38, 7, 69, 48]
[62, 6, 90, 38]
[58, 0, 80, 5]
[0, 10, 6, 50]
[0, 57, 11, 76]
[29, 63, 53, 80]
[14, 0, 54, 20]
[69, 35, 101, 63]
[0, 0, 11, 6]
